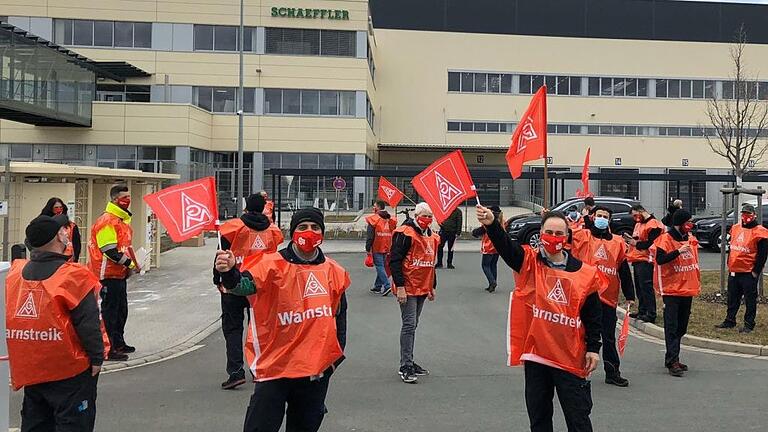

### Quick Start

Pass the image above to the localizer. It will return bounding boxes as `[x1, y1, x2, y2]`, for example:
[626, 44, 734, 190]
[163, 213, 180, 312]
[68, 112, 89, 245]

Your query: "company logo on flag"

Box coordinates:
[377, 177, 405, 207]
[16, 290, 41, 319]
[412, 150, 477, 224]
[517, 117, 538, 153]
[303, 273, 329, 298]
[144, 177, 218, 243]
[506, 86, 547, 179]
[546, 278, 570, 305]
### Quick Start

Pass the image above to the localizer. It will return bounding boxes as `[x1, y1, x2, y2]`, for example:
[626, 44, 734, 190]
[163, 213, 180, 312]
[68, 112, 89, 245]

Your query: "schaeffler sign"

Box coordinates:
[271, 6, 350, 20]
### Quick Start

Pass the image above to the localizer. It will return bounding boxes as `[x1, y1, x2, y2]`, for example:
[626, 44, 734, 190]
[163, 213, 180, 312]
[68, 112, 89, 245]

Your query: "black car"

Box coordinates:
[693, 203, 768, 251]
[505, 197, 640, 247]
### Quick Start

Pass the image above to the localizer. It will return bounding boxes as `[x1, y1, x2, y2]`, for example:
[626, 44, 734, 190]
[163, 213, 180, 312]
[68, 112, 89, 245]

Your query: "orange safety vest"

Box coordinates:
[480, 222, 507, 255]
[571, 230, 627, 308]
[220, 218, 284, 267]
[88, 213, 133, 280]
[63, 221, 76, 262]
[626, 218, 665, 263]
[241, 253, 350, 381]
[366, 213, 397, 254]
[652, 233, 701, 297]
[5, 260, 101, 390]
[394, 225, 440, 296]
[507, 247, 605, 378]
[728, 224, 768, 273]
[263, 200, 275, 223]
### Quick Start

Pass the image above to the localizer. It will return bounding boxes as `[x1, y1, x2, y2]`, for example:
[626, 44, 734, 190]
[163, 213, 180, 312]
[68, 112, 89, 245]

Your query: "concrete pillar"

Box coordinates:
[353, 154, 366, 210]
[252, 152, 263, 192]
[638, 168, 666, 216]
[175, 146, 191, 183]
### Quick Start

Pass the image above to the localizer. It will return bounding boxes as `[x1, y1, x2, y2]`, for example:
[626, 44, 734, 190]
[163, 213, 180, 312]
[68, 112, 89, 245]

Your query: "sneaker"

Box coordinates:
[605, 373, 630, 387]
[739, 327, 754, 334]
[715, 321, 736, 329]
[639, 315, 656, 324]
[628, 312, 640, 319]
[676, 362, 689, 372]
[413, 363, 430, 376]
[221, 372, 247, 390]
[106, 350, 129, 361]
[486, 282, 497, 293]
[381, 287, 392, 297]
[370, 287, 382, 294]
[446, 265, 456, 269]
[667, 364, 685, 377]
[398, 366, 418, 384]
[116, 344, 136, 354]
[435, 264, 443, 269]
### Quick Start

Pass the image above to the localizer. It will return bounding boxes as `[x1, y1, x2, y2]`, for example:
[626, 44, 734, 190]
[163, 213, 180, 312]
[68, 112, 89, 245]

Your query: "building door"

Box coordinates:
[668, 169, 706, 215]
[600, 168, 639, 199]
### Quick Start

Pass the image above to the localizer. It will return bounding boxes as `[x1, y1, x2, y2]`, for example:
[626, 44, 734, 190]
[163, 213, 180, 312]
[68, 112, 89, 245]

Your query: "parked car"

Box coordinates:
[693, 201, 768, 251]
[506, 197, 640, 247]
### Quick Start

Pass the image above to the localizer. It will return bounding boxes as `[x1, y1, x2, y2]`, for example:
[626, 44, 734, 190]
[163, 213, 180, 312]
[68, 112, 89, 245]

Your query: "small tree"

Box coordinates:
[706, 26, 768, 188]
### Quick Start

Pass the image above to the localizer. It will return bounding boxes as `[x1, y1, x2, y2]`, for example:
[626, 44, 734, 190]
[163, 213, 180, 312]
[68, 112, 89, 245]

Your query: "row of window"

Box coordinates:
[447, 121, 768, 137]
[96, 84, 151, 102]
[264, 89, 356, 116]
[265, 28, 356, 57]
[54, 19, 151, 48]
[193, 25, 255, 52]
[449, 71, 768, 100]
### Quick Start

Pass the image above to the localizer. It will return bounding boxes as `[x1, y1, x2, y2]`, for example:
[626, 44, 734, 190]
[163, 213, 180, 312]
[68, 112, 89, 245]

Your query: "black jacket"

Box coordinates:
[213, 212, 272, 285]
[389, 219, 438, 290]
[485, 221, 603, 353]
[584, 225, 636, 302]
[365, 210, 392, 253]
[440, 208, 463, 234]
[21, 250, 104, 367]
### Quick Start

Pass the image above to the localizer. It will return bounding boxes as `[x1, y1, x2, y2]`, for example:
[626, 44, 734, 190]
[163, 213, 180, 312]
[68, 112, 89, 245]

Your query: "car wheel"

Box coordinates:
[714, 232, 731, 252]
[526, 232, 541, 248]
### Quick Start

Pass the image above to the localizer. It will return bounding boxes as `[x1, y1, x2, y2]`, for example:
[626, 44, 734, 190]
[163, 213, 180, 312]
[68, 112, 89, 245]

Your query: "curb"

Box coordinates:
[616, 307, 768, 357]
[101, 318, 221, 373]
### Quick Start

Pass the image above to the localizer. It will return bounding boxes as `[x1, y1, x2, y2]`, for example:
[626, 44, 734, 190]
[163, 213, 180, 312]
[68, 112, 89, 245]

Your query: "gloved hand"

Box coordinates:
[364, 254, 374, 268]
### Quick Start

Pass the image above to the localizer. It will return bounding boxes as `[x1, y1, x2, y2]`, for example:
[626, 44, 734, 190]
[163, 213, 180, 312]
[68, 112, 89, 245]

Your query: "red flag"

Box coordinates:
[143, 176, 219, 243]
[377, 176, 405, 207]
[576, 148, 593, 198]
[411, 150, 477, 224]
[506, 86, 548, 179]
[618, 308, 631, 357]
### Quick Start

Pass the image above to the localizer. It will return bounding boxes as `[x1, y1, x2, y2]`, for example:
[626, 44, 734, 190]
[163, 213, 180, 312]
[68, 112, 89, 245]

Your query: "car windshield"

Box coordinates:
[552, 200, 585, 212]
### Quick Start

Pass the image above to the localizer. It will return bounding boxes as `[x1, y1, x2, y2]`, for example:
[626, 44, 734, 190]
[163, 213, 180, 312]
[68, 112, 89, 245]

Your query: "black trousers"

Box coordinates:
[100, 278, 128, 349]
[662, 296, 693, 367]
[221, 292, 250, 376]
[725, 273, 759, 329]
[437, 231, 457, 266]
[600, 303, 621, 376]
[632, 262, 656, 320]
[21, 369, 98, 432]
[481, 254, 500, 285]
[524, 361, 593, 432]
[243, 374, 331, 432]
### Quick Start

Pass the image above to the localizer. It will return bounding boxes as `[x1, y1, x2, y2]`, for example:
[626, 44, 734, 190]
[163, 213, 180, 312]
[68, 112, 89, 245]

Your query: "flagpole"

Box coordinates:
[543, 156, 549, 210]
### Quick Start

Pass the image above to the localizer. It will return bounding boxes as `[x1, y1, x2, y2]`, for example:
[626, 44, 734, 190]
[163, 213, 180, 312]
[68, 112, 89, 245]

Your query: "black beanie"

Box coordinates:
[245, 194, 266, 213]
[672, 209, 692, 226]
[290, 207, 325, 236]
[26, 215, 68, 248]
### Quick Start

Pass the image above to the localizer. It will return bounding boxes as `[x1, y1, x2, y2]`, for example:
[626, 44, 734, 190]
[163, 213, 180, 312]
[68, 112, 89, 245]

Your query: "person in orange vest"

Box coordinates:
[214, 207, 349, 432]
[624, 204, 665, 324]
[213, 193, 284, 390]
[651, 209, 700, 377]
[88, 184, 135, 362]
[390, 202, 440, 384]
[365, 200, 397, 296]
[565, 205, 585, 237]
[41, 197, 82, 263]
[570, 206, 635, 387]
[7, 215, 105, 431]
[472, 205, 504, 293]
[477, 206, 604, 431]
[715, 203, 768, 333]
[260, 190, 275, 223]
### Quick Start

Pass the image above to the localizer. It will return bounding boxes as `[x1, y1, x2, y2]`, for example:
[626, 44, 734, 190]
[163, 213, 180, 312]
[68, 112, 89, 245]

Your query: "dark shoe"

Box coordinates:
[221, 372, 247, 390]
[413, 363, 430, 376]
[381, 287, 392, 297]
[116, 344, 136, 354]
[446, 265, 456, 269]
[676, 362, 689, 372]
[435, 263, 443, 269]
[398, 366, 418, 384]
[605, 373, 630, 387]
[370, 287, 382, 294]
[639, 315, 656, 324]
[667, 364, 685, 377]
[106, 351, 129, 361]
[715, 321, 736, 329]
[486, 282, 497, 293]
[628, 312, 640, 319]
[739, 327, 754, 334]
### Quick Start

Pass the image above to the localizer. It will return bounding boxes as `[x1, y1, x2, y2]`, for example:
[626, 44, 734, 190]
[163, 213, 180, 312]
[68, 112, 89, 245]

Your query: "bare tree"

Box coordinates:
[706, 26, 768, 187]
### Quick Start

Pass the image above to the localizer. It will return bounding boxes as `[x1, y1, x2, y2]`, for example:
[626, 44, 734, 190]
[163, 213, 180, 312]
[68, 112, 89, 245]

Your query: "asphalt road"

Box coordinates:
[10, 252, 768, 431]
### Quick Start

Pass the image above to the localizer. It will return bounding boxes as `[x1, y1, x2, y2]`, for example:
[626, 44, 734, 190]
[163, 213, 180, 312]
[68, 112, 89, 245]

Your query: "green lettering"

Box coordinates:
[296, 8, 304, 18]
[341, 10, 349, 20]
[271, 7, 278, 17]
[287, 8, 295, 17]
[313, 9, 320, 18]
[278, 7, 287, 17]
[333, 10, 341, 19]
[320, 10, 327, 19]
[305, 8, 312, 18]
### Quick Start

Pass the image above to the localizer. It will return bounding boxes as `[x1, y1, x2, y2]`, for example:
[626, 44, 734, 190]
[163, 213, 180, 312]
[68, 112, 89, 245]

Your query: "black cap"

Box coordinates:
[741, 203, 756, 214]
[25, 214, 68, 248]
[672, 209, 692, 226]
[290, 207, 325, 237]
[245, 193, 266, 213]
[489, 205, 501, 214]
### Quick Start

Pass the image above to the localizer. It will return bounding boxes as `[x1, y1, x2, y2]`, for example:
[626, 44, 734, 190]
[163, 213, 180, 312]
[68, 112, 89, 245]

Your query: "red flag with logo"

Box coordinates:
[618, 306, 631, 357]
[506, 86, 547, 179]
[143, 176, 219, 243]
[411, 150, 477, 224]
[576, 148, 593, 198]
[377, 176, 405, 208]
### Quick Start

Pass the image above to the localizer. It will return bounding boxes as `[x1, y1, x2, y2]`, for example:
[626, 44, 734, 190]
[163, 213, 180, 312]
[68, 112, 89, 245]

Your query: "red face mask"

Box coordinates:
[416, 216, 433, 230]
[742, 213, 756, 225]
[540, 233, 567, 255]
[116, 197, 131, 210]
[293, 230, 323, 253]
[680, 221, 694, 234]
[633, 214, 643, 223]
[53, 207, 64, 215]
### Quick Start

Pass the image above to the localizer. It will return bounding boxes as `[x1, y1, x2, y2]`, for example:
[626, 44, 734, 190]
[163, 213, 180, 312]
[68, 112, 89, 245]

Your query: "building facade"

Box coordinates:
[3, 0, 768, 217]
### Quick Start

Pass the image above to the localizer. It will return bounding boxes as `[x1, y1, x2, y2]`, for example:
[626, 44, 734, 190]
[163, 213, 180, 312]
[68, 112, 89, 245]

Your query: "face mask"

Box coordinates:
[594, 217, 610, 230]
[540, 233, 567, 255]
[116, 197, 131, 210]
[53, 207, 64, 215]
[568, 211, 579, 221]
[416, 216, 433, 230]
[742, 213, 756, 225]
[633, 214, 643, 223]
[680, 221, 694, 234]
[293, 230, 323, 253]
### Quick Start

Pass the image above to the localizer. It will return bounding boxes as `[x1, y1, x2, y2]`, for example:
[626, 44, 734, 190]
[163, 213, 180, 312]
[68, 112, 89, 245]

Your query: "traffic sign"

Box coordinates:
[333, 177, 346, 191]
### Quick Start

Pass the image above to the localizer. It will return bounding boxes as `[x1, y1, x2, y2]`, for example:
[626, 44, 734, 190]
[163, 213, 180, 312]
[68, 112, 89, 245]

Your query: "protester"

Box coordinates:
[215, 207, 349, 432]
[565, 205, 584, 235]
[651, 209, 700, 377]
[477, 206, 604, 431]
[581, 196, 596, 216]
[436, 207, 462, 269]
[41, 197, 81, 262]
[88, 184, 135, 361]
[214, 193, 284, 390]
[7, 215, 104, 431]
[260, 190, 275, 223]
[662, 199, 684, 227]
[571, 206, 635, 387]
[624, 204, 665, 323]
[390, 202, 440, 383]
[715, 203, 768, 334]
[366, 200, 397, 296]
[472, 206, 504, 293]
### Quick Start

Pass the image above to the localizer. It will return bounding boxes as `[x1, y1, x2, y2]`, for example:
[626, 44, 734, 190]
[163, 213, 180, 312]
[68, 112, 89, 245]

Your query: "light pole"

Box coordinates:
[236, 0, 245, 213]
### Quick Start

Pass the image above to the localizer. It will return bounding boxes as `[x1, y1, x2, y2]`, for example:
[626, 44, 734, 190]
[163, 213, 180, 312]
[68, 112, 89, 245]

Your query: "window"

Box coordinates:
[214, 26, 237, 51]
[212, 88, 236, 112]
[692, 80, 704, 99]
[474, 122, 486, 132]
[265, 28, 355, 57]
[448, 72, 460, 91]
[656, 79, 668, 98]
[668, 79, 681, 98]
[301, 90, 319, 115]
[474, 73, 487, 93]
[195, 87, 213, 111]
[680, 80, 692, 98]
[10, 144, 32, 159]
[194, 25, 256, 52]
[134, 22, 152, 48]
[94, 21, 113, 46]
[461, 73, 474, 92]
[96, 84, 151, 102]
[520, 75, 532, 94]
[319, 90, 339, 115]
[114, 21, 134, 47]
[194, 25, 214, 50]
[601, 77, 613, 96]
[545, 76, 557, 94]
[54, 19, 152, 48]
[243, 88, 255, 113]
[668, 169, 707, 214]
[588, 77, 600, 96]
[501, 74, 513, 93]
[73, 20, 93, 45]
[532, 75, 544, 93]
[460, 122, 473, 132]
[264, 89, 356, 116]
[600, 169, 639, 199]
[488, 74, 501, 93]
[448, 121, 460, 131]
[284, 90, 300, 114]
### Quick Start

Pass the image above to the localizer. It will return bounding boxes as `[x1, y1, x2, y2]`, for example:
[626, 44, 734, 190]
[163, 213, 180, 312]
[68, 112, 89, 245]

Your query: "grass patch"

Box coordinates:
[324, 215, 358, 223]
